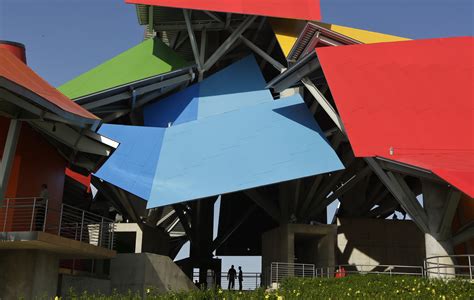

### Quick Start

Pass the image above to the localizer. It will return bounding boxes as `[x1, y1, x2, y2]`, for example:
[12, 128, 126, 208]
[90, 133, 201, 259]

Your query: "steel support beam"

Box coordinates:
[376, 157, 443, 183]
[199, 28, 207, 81]
[244, 189, 280, 222]
[173, 204, 193, 243]
[211, 203, 257, 251]
[453, 224, 474, 246]
[156, 209, 176, 227]
[316, 166, 372, 211]
[302, 77, 346, 134]
[437, 189, 461, 238]
[366, 157, 429, 232]
[204, 11, 224, 23]
[238, 35, 284, 71]
[203, 15, 257, 71]
[0, 119, 22, 203]
[183, 9, 202, 71]
[147, 5, 154, 35]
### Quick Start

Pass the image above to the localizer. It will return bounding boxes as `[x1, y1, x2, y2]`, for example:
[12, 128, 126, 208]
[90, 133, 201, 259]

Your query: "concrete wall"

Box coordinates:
[60, 274, 111, 296]
[262, 224, 337, 278]
[337, 218, 425, 269]
[0, 250, 59, 299]
[114, 223, 170, 255]
[110, 253, 196, 297]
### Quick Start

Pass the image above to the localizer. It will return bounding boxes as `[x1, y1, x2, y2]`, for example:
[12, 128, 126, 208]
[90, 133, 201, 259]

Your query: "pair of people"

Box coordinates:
[227, 265, 243, 290]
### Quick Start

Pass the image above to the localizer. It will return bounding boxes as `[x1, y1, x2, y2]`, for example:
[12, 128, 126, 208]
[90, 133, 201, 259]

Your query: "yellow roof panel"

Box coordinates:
[270, 18, 410, 57]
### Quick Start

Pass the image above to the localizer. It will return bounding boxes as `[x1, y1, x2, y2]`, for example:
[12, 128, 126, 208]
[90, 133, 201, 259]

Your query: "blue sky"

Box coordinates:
[0, 0, 470, 276]
[0, 0, 472, 87]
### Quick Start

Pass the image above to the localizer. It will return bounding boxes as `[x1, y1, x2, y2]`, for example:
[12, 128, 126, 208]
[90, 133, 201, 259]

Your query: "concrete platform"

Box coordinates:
[0, 231, 116, 259]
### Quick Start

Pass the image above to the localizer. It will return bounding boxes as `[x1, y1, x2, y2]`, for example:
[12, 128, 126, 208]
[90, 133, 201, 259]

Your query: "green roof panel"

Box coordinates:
[58, 38, 188, 99]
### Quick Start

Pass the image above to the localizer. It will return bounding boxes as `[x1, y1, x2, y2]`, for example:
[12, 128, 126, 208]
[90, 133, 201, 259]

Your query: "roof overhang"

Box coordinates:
[126, 0, 322, 21]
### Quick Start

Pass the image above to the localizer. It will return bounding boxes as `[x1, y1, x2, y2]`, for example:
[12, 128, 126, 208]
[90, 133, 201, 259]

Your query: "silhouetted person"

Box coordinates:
[227, 265, 236, 290]
[35, 184, 48, 230]
[238, 266, 243, 290]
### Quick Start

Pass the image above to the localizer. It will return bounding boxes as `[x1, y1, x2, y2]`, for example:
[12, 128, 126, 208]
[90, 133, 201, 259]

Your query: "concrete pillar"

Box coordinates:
[422, 180, 456, 277]
[0, 250, 59, 299]
[190, 198, 215, 286]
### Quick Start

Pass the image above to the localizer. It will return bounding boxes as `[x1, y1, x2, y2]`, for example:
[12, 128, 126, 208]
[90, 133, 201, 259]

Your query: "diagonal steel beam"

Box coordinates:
[203, 15, 257, 71]
[0, 119, 21, 203]
[204, 11, 224, 23]
[211, 203, 257, 251]
[315, 166, 372, 212]
[183, 9, 202, 71]
[238, 35, 285, 71]
[452, 222, 474, 246]
[366, 157, 429, 232]
[244, 188, 280, 222]
[302, 77, 346, 134]
[437, 188, 461, 238]
[173, 204, 193, 243]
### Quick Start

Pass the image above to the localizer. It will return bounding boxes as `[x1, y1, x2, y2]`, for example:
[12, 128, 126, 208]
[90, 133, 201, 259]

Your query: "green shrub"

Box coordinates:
[60, 275, 474, 299]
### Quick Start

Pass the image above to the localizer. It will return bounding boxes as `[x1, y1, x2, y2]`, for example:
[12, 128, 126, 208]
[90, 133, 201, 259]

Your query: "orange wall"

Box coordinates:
[0, 117, 66, 213]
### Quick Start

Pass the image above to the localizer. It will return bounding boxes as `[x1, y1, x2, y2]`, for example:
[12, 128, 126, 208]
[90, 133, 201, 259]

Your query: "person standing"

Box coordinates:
[35, 184, 49, 230]
[238, 266, 243, 291]
[227, 265, 236, 290]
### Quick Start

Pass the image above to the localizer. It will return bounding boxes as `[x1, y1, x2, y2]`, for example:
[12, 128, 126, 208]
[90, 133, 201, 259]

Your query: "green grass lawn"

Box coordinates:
[65, 275, 474, 299]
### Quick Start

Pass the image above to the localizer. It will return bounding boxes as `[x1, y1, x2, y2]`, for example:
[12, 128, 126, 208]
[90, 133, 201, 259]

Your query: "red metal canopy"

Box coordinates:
[126, 0, 321, 20]
[0, 48, 99, 121]
[317, 37, 474, 197]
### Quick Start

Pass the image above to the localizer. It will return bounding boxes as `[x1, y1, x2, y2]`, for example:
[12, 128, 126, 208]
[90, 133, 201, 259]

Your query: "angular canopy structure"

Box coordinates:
[96, 95, 344, 208]
[95, 54, 343, 208]
[317, 36, 474, 197]
[144, 56, 272, 127]
[0, 48, 99, 123]
[58, 38, 188, 100]
[126, 0, 321, 21]
[270, 18, 409, 57]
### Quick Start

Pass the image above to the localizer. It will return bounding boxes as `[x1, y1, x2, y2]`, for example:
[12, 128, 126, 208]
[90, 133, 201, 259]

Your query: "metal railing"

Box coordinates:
[315, 264, 424, 277]
[0, 197, 115, 249]
[425, 255, 474, 279]
[270, 262, 315, 286]
[268, 262, 425, 286]
[193, 271, 262, 290]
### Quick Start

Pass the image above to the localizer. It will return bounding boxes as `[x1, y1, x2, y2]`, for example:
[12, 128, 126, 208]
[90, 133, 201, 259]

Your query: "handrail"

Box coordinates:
[268, 262, 425, 286]
[424, 254, 473, 279]
[0, 197, 115, 250]
[192, 271, 262, 290]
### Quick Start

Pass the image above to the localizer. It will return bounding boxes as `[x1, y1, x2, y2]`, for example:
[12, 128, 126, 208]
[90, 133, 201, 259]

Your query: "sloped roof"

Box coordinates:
[270, 18, 409, 57]
[0, 48, 98, 121]
[58, 38, 188, 99]
[126, 0, 321, 21]
[144, 55, 272, 127]
[96, 95, 344, 208]
[317, 37, 474, 197]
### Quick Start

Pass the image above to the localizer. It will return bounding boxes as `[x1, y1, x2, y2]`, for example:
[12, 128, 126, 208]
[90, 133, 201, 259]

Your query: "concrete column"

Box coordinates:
[422, 180, 456, 277]
[0, 119, 22, 203]
[0, 250, 59, 299]
[190, 198, 215, 285]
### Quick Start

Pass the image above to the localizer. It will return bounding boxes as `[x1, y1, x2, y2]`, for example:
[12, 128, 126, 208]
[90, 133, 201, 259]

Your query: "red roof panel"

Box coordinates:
[126, 0, 321, 20]
[0, 49, 99, 121]
[317, 37, 474, 197]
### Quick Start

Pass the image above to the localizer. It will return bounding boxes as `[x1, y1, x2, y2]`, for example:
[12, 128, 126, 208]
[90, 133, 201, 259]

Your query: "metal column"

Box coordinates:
[0, 119, 22, 204]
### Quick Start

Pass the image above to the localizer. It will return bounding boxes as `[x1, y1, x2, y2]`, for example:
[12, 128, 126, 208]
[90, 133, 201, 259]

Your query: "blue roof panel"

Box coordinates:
[95, 94, 344, 208]
[143, 55, 273, 127]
